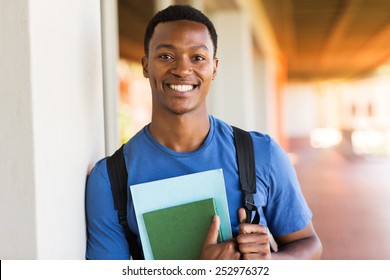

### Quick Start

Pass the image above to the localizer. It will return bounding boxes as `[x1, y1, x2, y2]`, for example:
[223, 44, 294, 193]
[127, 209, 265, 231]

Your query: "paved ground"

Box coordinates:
[290, 145, 390, 259]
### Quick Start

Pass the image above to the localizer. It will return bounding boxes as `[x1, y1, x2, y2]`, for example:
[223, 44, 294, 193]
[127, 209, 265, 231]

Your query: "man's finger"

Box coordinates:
[238, 207, 247, 224]
[203, 215, 220, 246]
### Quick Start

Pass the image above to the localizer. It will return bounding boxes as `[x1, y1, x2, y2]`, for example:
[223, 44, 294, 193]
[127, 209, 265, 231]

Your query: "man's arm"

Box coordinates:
[271, 222, 322, 260]
[237, 208, 322, 260]
[201, 209, 322, 260]
[85, 160, 131, 260]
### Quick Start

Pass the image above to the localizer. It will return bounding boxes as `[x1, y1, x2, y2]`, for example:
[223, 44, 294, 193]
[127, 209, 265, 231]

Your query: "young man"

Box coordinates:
[86, 5, 322, 260]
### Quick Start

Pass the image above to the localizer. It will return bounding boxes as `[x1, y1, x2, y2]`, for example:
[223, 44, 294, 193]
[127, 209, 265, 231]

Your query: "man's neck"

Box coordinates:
[148, 111, 210, 153]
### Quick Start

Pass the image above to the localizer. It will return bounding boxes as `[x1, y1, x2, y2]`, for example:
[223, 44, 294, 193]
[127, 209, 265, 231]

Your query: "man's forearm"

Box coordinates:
[271, 236, 323, 260]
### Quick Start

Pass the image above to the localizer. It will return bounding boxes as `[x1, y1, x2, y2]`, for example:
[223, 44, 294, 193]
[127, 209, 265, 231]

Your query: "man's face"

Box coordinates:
[142, 20, 218, 116]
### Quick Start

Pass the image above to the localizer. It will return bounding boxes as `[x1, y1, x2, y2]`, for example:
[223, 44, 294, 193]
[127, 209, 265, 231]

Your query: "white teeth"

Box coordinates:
[169, 84, 194, 92]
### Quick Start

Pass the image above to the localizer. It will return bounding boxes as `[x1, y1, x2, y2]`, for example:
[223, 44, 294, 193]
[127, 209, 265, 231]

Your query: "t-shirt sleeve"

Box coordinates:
[262, 137, 312, 237]
[85, 159, 130, 260]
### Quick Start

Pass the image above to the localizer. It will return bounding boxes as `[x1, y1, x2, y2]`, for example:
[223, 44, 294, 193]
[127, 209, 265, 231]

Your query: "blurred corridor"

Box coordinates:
[290, 142, 390, 259]
[116, 0, 390, 260]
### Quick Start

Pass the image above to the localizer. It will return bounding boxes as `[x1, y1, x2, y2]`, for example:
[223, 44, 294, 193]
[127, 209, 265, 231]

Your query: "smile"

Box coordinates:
[168, 84, 195, 92]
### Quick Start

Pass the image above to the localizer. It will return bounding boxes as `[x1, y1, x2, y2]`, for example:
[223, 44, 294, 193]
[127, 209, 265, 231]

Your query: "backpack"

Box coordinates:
[106, 126, 259, 260]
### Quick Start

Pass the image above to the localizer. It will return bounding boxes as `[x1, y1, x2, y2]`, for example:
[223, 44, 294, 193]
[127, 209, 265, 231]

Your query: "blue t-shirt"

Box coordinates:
[85, 116, 312, 259]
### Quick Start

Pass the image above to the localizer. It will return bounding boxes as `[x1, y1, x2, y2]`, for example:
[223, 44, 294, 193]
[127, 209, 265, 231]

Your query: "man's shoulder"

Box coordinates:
[122, 126, 149, 150]
[88, 157, 109, 184]
[248, 131, 272, 145]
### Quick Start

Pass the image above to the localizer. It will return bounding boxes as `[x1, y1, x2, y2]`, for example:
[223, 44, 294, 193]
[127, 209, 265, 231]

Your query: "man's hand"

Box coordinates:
[237, 208, 272, 260]
[200, 215, 241, 260]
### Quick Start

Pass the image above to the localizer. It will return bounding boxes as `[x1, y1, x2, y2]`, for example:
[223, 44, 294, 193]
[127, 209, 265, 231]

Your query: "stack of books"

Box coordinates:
[130, 169, 232, 260]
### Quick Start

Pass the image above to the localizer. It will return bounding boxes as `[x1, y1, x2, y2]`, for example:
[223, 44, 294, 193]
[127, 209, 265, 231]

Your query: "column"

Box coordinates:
[208, 10, 256, 130]
[0, 0, 105, 259]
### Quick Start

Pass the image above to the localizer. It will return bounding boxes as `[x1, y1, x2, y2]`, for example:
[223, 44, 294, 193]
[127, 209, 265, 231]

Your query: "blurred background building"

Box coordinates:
[1, 0, 390, 259]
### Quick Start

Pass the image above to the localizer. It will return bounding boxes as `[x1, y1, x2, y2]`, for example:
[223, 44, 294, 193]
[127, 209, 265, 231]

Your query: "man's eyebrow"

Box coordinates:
[155, 44, 176, 51]
[190, 45, 209, 52]
[155, 44, 210, 52]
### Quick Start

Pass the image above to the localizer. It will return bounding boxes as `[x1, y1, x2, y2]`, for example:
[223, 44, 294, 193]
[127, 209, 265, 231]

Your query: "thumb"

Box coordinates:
[203, 215, 220, 246]
[238, 207, 247, 224]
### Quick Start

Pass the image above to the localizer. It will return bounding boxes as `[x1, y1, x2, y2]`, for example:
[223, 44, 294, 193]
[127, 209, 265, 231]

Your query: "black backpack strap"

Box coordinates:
[106, 145, 144, 260]
[232, 126, 260, 224]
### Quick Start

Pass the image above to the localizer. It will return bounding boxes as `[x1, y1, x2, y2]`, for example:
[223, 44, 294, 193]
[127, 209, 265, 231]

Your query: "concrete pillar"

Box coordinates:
[154, 0, 204, 11]
[101, 0, 120, 155]
[252, 57, 277, 134]
[0, 0, 105, 259]
[208, 10, 255, 130]
[0, 0, 37, 259]
[154, 0, 174, 11]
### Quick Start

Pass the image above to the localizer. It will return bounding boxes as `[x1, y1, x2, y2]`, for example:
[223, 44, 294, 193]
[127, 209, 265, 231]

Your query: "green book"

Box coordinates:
[143, 198, 222, 260]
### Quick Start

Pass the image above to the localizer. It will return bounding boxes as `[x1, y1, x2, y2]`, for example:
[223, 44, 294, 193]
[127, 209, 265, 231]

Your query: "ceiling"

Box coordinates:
[117, 0, 390, 81]
[262, 0, 390, 81]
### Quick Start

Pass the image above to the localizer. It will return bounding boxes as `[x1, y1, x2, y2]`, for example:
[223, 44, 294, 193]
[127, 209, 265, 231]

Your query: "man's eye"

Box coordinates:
[159, 54, 173, 60]
[193, 55, 205, 61]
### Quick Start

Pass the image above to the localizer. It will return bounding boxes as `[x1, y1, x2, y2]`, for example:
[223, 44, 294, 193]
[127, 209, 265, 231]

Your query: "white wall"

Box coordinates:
[284, 77, 390, 138]
[0, 0, 105, 259]
[339, 75, 390, 130]
[0, 0, 37, 259]
[284, 83, 318, 137]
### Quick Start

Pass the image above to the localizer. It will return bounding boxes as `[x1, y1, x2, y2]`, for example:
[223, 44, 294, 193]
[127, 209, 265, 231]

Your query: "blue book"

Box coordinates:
[130, 169, 232, 260]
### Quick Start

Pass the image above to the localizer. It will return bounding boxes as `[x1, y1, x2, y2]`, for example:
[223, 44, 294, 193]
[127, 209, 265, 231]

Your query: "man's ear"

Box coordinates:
[212, 58, 219, 80]
[141, 56, 149, 78]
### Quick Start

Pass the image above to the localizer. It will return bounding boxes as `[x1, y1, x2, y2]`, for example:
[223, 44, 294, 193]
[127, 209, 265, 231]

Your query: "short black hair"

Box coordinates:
[144, 5, 218, 58]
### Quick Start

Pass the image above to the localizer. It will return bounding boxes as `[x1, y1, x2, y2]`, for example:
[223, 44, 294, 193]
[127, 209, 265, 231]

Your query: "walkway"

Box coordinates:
[290, 144, 390, 259]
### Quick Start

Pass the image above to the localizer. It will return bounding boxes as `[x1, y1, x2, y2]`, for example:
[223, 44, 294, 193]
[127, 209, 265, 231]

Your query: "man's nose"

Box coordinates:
[170, 57, 192, 77]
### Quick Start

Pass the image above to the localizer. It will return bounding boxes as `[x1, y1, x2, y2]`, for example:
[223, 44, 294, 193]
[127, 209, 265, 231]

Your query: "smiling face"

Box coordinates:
[142, 20, 218, 117]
